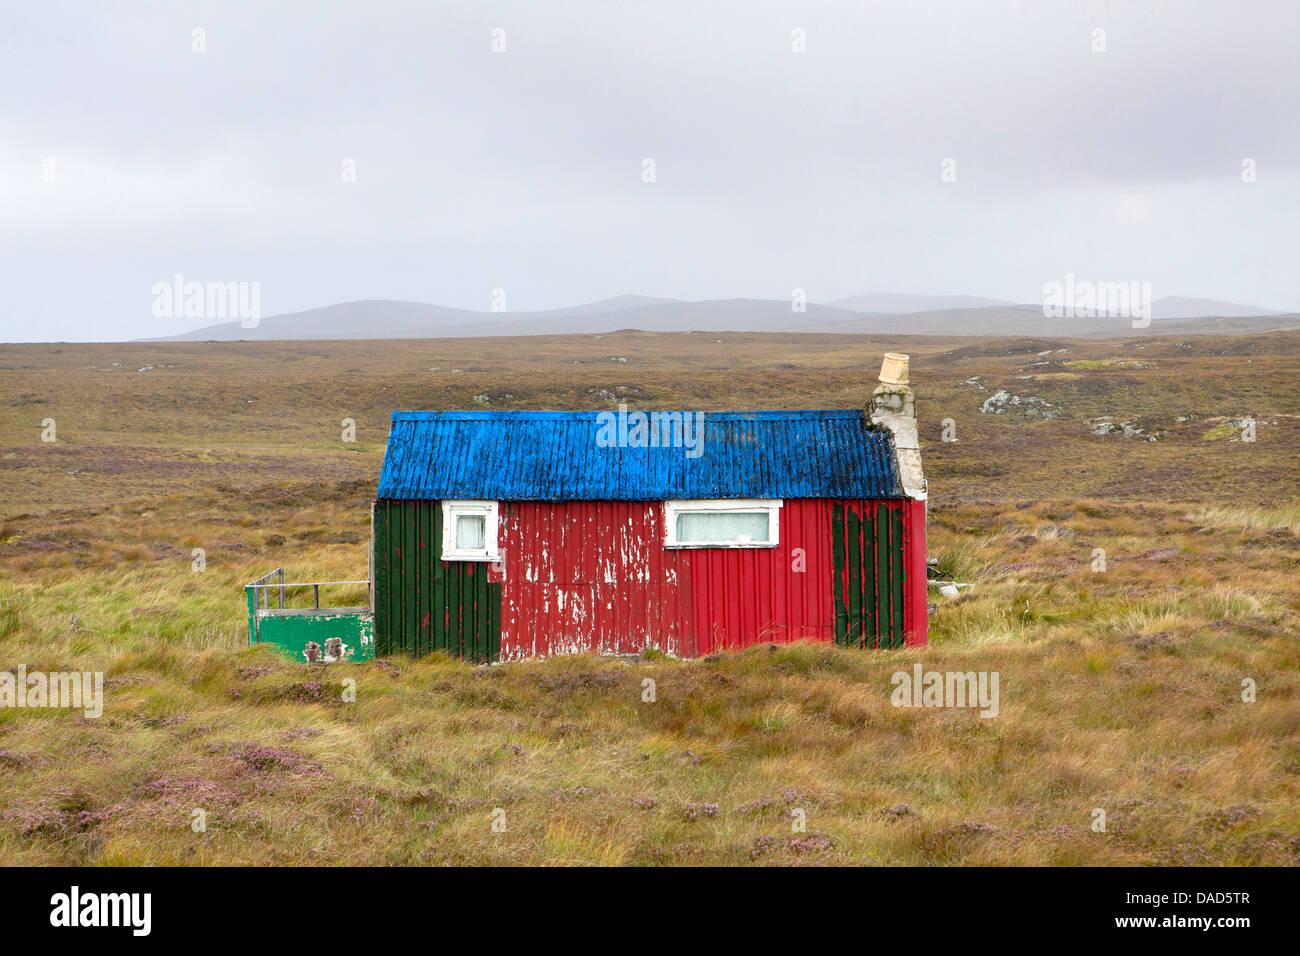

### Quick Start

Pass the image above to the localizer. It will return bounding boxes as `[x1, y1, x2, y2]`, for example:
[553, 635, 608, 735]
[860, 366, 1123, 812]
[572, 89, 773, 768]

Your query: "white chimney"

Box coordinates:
[871, 352, 915, 420]
[869, 352, 926, 499]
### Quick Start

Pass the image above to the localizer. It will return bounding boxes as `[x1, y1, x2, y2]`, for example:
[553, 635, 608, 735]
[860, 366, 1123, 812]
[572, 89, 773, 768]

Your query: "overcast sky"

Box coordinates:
[1, 0, 1296, 341]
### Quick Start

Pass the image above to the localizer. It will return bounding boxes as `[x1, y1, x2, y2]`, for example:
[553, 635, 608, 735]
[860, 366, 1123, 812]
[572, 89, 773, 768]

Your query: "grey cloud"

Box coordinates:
[0, 0, 1296, 341]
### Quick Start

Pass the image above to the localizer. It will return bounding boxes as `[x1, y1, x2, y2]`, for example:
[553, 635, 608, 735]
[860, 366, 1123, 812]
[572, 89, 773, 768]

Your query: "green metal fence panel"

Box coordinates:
[245, 585, 258, 645]
[253, 610, 375, 662]
[245, 561, 373, 662]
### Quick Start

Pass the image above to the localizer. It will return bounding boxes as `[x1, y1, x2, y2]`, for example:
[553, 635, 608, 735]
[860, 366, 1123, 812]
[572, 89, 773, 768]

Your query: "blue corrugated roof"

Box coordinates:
[377, 409, 905, 501]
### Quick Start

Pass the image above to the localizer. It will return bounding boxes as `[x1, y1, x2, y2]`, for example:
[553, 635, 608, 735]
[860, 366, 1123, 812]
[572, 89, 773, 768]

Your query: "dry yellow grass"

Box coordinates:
[1188, 505, 1300, 535]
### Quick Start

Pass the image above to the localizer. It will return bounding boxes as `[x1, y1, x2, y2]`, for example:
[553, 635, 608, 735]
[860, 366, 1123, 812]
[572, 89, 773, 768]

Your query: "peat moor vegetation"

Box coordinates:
[0, 330, 1297, 864]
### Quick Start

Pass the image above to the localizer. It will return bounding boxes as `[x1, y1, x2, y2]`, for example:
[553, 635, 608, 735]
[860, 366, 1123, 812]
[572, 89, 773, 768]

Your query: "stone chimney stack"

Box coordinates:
[869, 352, 926, 499]
[871, 352, 915, 419]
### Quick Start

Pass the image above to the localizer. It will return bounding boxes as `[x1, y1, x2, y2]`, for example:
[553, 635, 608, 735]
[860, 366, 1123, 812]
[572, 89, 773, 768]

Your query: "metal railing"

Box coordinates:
[246, 577, 369, 611]
[244, 569, 371, 645]
[247, 568, 286, 611]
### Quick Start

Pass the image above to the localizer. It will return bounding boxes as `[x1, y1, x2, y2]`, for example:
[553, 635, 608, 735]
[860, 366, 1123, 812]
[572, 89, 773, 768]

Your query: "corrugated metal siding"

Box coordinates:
[496, 499, 843, 660]
[831, 501, 908, 649]
[498, 501, 682, 658]
[378, 410, 906, 501]
[372, 500, 501, 661]
[374, 496, 921, 661]
[901, 498, 928, 646]
[676, 499, 838, 656]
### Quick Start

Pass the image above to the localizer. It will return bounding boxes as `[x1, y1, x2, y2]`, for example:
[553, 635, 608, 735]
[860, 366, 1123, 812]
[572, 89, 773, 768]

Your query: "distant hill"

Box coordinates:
[543, 294, 681, 316]
[151, 296, 666, 342]
[147, 293, 1292, 342]
[1149, 296, 1284, 319]
[151, 297, 864, 341]
[151, 300, 481, 341]
[829, 294, 1285, 321]
[830, 293, 1017, 313]
[808, 306, 1299, 338]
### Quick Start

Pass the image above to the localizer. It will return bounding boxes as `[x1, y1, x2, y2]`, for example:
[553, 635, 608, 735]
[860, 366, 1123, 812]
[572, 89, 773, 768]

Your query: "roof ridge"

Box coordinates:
[391, 408, 866, 420]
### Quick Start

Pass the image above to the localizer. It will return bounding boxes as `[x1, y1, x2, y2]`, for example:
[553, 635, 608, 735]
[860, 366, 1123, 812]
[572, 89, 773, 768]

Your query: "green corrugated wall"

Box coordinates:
[372, 500, 501, 661]
[831, 501, 906, 649]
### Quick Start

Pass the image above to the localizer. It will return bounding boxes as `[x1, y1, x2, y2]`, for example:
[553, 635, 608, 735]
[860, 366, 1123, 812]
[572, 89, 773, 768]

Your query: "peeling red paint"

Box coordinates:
[496, 499, 916, 659]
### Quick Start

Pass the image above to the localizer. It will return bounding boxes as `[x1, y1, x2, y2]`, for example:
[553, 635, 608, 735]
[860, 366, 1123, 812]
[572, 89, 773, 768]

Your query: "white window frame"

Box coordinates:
[441, 500, 500, 562]
[663, 499, 782, 549]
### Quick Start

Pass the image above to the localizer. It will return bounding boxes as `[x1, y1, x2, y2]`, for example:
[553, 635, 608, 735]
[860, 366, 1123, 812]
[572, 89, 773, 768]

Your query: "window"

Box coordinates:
[441, 500, 500, 561]
[663, 499, 782, 548]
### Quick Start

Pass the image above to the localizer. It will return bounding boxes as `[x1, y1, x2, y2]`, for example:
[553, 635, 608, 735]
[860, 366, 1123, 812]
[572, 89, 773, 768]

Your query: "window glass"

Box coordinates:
[455, 513, 486, 549]
[441, 500, 499, 562]
[676, 511, 770, 544]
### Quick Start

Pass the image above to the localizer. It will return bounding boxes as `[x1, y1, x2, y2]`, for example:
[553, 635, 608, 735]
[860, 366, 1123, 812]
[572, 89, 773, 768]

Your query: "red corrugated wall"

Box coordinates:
[497, 498, 924, 660]
[904, 498, 928, 647]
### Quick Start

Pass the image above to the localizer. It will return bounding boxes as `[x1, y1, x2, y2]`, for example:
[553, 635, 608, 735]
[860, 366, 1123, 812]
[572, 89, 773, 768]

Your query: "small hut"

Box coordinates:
[368, 353, 928, 661]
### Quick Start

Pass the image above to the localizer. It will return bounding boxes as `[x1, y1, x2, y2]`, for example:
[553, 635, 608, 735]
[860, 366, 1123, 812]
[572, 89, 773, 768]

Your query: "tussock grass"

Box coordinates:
[928, 540, 988, 583]
[1189, 505, 1300, 535]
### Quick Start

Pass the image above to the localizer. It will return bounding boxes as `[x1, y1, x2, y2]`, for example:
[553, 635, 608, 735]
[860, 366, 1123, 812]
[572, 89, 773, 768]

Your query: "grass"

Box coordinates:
[0, 330, 1298, 864]
[1, 546, 1295, 865]
[1065, 359, 1154, 370]
[1189, 505, 1300, 535]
